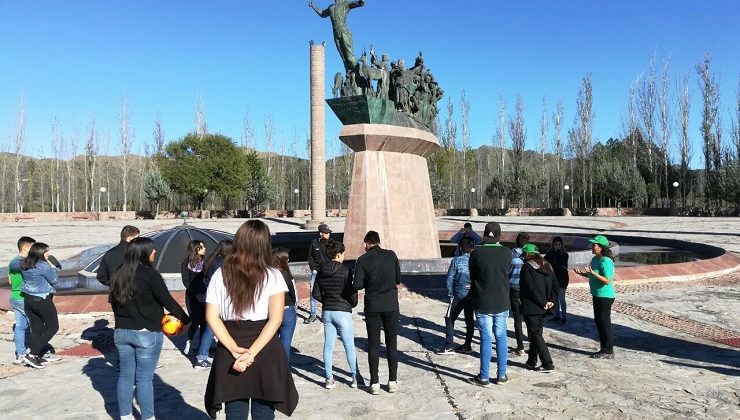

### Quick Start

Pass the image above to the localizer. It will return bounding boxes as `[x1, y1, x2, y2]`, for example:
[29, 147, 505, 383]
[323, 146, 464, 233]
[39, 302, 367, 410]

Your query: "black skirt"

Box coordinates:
[204, 320, 299, 418]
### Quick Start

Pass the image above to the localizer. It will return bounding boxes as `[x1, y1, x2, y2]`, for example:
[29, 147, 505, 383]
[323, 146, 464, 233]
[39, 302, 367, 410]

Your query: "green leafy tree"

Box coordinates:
[244, 150, 270, 215]
[158, 133, 247, 209]
[142, 168, 170, 218]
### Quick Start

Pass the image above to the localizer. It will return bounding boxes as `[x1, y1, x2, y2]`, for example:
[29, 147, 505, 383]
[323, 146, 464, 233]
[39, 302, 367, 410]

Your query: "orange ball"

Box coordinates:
[161, 314, 184, 337]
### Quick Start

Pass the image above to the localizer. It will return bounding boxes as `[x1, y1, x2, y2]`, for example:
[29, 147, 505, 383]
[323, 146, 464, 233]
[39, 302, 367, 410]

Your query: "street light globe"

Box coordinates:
[564, 185, 570, 191]
[672, 181, 679, 188]
[470, 188, 476, 193]
[294, 188, 299, 194]
[99, 187, 107, 193]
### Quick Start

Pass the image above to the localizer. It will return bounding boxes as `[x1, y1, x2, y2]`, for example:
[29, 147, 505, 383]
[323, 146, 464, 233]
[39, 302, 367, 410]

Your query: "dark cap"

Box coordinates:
[483, 222, 501, 241]
[318, 224, 332, 234]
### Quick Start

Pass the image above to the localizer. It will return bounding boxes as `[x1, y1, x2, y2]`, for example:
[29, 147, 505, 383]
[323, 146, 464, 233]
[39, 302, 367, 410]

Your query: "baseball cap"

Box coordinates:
[588, 234, 609, 247]
[522, 243, 539, 254]
[318, 224, 332, 234]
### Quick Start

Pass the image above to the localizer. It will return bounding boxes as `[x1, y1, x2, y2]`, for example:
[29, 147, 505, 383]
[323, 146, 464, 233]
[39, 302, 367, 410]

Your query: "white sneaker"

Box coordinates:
[42, 353, 63, 363]
[13, 354, 25, 365]
[387, 381, 398, 393]
[369, 383, 380, 395]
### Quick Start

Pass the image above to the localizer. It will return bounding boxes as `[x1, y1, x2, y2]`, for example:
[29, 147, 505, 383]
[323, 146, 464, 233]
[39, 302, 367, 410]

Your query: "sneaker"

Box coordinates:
[303, 315, 317, 324]
[436, 346, 455, 355]
[538, 366, 555, 373]
[193, 359, 212, 369]
[42, 353, 62, 363]
[510, 348, 525, 357]
[387, 381, 398, 393]
[590, 352, 614, 359]
[350, 378, 359, 388]
[494, 375, 509, 384]
[325, 378, 336, 389]
[23, 354, 45, 369]
[13, 354, 26, 365]
[369, 383, 380, 395]
[466, 375, 491, 388]
[525, 362, 537, 371]
[455, 344, 473, 354]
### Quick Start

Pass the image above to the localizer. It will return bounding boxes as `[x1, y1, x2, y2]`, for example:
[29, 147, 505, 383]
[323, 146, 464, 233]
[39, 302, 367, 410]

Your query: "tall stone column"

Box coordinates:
[303, 41, 326, 230]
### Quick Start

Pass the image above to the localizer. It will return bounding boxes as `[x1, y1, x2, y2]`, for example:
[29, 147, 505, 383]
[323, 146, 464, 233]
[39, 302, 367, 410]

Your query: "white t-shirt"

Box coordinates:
[206, 266, 288, 321]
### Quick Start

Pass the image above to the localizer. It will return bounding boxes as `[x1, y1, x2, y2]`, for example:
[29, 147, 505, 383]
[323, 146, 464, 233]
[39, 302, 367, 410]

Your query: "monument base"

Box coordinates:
[301, 219, 323, 230]
[340, 124, 441, 260]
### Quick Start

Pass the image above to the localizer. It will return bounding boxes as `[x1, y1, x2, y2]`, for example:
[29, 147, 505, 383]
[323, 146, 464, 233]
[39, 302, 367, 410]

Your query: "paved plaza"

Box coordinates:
[1, 217, 739, 419]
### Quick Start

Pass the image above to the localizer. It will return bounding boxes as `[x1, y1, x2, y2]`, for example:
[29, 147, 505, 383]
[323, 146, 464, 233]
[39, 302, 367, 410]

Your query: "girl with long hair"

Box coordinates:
[205, 220, 298, 419]
[193, 239, 234, 369]
[272, 247, 297, 362]
[545, 236, 570, 324]
[519, 244, 558, 372]
[15, 242, 60, 369]
[110, 237, 189, 420]
[574, 234, 616, 359]
[182, 240, 207, 356]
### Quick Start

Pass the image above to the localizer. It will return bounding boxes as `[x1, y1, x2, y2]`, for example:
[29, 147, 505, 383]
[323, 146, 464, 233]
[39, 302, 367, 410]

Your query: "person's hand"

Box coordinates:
[229, 346, 249, 361]
[232, 350, 255, 372]
[544, 302, 554, 310]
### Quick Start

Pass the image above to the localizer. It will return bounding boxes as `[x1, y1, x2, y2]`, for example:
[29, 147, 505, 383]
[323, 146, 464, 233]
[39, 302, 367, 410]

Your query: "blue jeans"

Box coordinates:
[556, 288, 567, 320]
[196, 325, 215, 363]
[322, 310, 357, 380]
[224, 398, 275, 420]
[476, 310, 509, 381]
[10, 298, 29, 357]
[279, 305, 297, 361]
[309, 271, 318, 316]
[115, 329, 164, 420]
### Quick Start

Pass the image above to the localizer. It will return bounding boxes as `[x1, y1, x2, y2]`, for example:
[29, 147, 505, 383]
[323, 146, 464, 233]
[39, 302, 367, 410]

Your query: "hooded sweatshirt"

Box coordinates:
[313, 260, 354, 312]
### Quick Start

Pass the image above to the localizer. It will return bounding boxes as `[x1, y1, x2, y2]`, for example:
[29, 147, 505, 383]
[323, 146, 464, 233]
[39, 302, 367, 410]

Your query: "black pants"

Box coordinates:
[24, 294, 59, 356]
[523, 314, 553, 369]
[593, 297, 615, 354]
[365, 311, 399, 384]
[186, 294, 206, 342]
[445, 295, 474, 347]
[509, 287, 525, 349]
[224, 398, 274, 420]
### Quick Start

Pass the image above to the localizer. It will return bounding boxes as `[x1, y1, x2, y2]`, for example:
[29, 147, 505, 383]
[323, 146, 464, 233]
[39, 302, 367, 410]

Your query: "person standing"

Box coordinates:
[182, 240, 207, 356]
[8, 236, 35, 364]
[574, 235, 616, 359]
[313, 240, 361, 389]
[353, 230, 401, 395]
[437, 238, 475, 355]
[204, 220, 298, 419]
[519, 244, 557, 372]
[12, 243, 61, 369]
[545, 237, 570, 324]
[305, 224, 331, 324]
[97, 225, 140, 288]
[466, 222, 512, 388]
[449, 222, 483, 257]
[508, 232, 529, 356]
[110, 237, 190, 420]
[272, 247, 298, 362]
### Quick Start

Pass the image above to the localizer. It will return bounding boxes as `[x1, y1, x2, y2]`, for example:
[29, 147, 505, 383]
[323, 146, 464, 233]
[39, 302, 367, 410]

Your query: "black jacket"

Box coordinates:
[544, 249, 570, 288]
[353, 245, 401, 313]
[468, 239, 512, 314]
[181, 261, 206, 299]
[111, 265, 190, 331]
[308, 238, 329, 271]
[97, 241, 127, 287]
[281, 269, 297, 307]
[520, 262, 559, 315]
[313, 261, 355, 312]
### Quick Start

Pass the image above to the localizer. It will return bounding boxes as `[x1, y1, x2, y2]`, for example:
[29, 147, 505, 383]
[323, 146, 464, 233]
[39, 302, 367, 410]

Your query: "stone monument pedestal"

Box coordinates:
[339, 124, 441, 260]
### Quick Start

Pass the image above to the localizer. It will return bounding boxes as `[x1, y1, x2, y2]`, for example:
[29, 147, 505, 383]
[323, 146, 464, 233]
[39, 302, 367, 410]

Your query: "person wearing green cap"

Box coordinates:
[519, 244, 558, 372]
[574, 234, 616, 359]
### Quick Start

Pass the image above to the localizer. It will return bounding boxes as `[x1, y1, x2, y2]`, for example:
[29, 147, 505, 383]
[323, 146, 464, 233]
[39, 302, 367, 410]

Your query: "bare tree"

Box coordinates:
[153, 112, 165, 155]
[658, 58, 671, 206]
[576, 73, 594, 206]
[676, 74, 692, 207]
[539, 98, 549, 206]
[696, 54, 720, 205]
[13, 97, 27, 213]
[552, 98, 564, 207]
[50, 119, 64, 212]
[119, 96, 134, 211]
[195, 95, 207, 139]
[508, 95, 529, 212]
[0, 138, 8, 213]
[242, 107, 255, 149]
[496, 95, 506, 208]
[443, 97, 457, 206]
[67, 127, 80, 212]
[628, 79, 639, 167]
[85, 118, 98, 211]
[264, 114, 275, 177]
[639, 54, 657, 203]
[733, 77, 740, 163]
[460, 90, 470, 207]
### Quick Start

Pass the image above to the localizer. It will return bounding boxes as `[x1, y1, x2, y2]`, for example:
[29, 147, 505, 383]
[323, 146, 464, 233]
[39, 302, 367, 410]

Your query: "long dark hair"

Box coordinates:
[21, 243, 49, 270]
[183, 240, 205, 269]
[272, 247, 292, 276]
[551, 236, 567, 252]
[223, 220, 273, 314]
[111, 237, 155, 306]
[599, 245, 614, 260]
[204, 239, 234, 274]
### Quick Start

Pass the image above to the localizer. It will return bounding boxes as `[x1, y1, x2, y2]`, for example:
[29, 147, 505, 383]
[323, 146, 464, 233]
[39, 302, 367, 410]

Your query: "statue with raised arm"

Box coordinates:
[309, 0, 365, 72]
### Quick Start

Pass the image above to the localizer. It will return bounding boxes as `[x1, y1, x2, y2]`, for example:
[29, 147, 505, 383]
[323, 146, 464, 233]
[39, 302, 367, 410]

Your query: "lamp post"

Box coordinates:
[294, 188, 299, 211]
[470, 187, 476, 208]
[672, 181, 679, 208]
[564, 185, 571, 208]
[99, 187, 107, 213]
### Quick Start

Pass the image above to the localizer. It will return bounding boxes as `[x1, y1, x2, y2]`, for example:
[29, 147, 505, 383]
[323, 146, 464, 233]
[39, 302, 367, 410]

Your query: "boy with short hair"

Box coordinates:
[8, 236, 35, 364]
[438, 237, 475, 355]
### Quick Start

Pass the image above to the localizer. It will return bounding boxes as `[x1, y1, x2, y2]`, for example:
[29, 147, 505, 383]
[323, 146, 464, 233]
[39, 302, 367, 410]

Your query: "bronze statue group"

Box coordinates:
[7, 220, 615, 419]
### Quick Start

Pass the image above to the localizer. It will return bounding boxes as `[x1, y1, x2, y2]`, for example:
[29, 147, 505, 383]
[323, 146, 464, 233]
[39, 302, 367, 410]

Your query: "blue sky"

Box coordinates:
[1, 0, 738, 167]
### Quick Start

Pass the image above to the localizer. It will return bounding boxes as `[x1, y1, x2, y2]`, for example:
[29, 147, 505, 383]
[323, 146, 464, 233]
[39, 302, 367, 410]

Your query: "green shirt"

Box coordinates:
[589, 256, 615, 298]
[8, 255, 24, 301]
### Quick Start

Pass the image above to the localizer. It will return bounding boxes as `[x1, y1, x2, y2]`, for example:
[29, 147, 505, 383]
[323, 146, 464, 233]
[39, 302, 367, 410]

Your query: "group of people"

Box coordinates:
[441, 222, 616, 387]
[6, 219, 616, 419]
